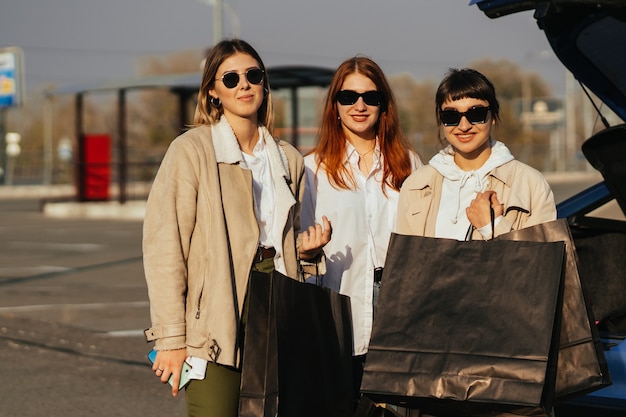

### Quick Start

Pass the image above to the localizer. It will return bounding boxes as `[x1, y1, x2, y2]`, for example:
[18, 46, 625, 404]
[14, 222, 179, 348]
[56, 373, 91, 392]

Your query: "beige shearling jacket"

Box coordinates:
[396, 160, 556, 239]
[143, 119, 305, 368]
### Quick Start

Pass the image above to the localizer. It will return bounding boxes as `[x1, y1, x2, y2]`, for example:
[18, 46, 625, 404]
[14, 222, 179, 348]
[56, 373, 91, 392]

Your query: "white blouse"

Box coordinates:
[241, 132, 275, 248]
[301, 142, 421, 355]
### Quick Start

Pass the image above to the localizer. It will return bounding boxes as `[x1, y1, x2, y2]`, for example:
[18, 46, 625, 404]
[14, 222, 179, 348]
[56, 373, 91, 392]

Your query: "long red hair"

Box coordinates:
[311, 56, 415, 193]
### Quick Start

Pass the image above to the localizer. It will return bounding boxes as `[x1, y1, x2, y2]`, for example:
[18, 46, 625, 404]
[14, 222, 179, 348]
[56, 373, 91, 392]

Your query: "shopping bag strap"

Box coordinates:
[465, 205, 496, 241]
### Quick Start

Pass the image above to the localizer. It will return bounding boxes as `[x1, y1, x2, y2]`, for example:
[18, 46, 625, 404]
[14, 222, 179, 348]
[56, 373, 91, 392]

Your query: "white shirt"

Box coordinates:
[241, 131, 275, 248]
[301, 141, 421, 355]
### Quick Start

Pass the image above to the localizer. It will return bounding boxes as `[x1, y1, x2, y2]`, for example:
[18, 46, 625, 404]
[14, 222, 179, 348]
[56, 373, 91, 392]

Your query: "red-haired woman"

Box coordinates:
[301, 56, 422, 404]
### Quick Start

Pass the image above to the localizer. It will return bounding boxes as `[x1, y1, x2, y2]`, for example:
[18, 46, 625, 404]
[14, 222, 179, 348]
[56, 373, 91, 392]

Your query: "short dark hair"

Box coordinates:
[435, 68, 500, 125]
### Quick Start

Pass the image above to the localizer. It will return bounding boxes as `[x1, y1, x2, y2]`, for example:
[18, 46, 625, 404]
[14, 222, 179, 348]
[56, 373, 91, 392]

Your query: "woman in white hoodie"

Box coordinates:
[396, 68, 556, 240]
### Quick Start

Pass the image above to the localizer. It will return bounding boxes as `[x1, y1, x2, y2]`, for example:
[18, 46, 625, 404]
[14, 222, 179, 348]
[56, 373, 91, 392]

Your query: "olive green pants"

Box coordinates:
[185, 362, 241, 417]
[185, 257, 274, 417]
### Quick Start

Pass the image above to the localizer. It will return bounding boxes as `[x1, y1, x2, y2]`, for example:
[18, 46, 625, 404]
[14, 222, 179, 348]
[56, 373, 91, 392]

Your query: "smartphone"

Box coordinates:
[147, 349, 192, 390]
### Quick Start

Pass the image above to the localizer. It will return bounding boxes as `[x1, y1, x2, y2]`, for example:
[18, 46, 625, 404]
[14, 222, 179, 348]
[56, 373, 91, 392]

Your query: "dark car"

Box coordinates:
[470, 1, 626, 416]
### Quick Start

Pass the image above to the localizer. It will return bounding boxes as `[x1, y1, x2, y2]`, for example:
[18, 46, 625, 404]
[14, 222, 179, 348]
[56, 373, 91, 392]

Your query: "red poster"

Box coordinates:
[81, 134, 110, 201]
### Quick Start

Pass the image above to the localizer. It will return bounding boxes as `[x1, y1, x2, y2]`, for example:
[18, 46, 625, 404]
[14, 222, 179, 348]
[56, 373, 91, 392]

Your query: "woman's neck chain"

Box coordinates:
[356, 145, 375, 158]
[357, 145, 375, 175]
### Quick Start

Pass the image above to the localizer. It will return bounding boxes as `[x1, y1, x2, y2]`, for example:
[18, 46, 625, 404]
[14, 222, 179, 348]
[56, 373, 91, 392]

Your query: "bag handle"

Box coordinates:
[465, 206, 496, 241]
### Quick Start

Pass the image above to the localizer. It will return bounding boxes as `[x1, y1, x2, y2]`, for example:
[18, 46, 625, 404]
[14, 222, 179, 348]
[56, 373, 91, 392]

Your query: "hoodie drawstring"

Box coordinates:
[451, 171, 484, 224]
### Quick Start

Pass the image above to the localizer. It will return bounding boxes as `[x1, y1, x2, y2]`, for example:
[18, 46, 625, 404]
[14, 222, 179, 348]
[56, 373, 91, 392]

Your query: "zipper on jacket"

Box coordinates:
[196, 255, 209, 319]
[195, 289, 203, 319]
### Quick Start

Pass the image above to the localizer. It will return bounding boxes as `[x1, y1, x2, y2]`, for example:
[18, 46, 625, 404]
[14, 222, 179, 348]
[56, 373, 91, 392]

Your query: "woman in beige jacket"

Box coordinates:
[397, 68, 556, 240]
[394, 67, 558, 417]
[143, 39, 328, 417]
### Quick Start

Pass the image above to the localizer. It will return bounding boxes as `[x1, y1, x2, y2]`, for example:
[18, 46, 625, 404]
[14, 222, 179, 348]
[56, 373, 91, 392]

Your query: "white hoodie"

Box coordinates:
[429, 140, 514, 240]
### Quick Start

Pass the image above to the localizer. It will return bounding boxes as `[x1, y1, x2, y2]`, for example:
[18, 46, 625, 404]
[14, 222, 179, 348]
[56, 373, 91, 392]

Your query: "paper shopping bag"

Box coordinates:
[239, 271, 353, 417]
[495, 219, 611, 401]
[361, 236, 566, 416]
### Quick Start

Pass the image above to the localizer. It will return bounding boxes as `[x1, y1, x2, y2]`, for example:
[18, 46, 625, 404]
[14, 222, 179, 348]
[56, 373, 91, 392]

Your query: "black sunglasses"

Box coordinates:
[335, 90, 384, 106]
[215, 68, 265, 89]
[440, 106, 491, 126]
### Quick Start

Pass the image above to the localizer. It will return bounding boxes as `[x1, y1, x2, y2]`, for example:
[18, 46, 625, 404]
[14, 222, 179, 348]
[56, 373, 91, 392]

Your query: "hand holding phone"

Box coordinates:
[147, 349, 192, 390]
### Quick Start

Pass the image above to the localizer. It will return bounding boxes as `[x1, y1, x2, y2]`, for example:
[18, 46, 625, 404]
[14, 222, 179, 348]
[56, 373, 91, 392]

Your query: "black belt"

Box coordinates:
[255, 246, 276, 263]
[373, 267, 384, 283]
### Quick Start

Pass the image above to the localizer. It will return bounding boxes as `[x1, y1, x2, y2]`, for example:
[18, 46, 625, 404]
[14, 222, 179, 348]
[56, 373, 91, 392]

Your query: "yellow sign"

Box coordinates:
[0, 75, 16, 95]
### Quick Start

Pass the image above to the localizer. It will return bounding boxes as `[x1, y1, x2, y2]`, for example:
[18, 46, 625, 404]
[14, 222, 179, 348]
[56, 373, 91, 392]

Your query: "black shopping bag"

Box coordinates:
[361, 236, 566, 416]
[494, 219, 611, 401]
[238, 271, 279, 417]
[239, 271, 353, 417]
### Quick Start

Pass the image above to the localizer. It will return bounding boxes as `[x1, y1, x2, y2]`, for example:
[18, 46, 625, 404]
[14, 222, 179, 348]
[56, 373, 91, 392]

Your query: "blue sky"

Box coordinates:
[0, 0, 566, 96]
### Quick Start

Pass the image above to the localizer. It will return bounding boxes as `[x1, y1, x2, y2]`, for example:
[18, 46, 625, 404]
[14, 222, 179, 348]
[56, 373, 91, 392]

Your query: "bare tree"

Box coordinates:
[388, 58, 553, 167]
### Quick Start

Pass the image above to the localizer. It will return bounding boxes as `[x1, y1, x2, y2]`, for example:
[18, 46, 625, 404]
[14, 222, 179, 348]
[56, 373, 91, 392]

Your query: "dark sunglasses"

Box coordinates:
[440, 106, 491, 126]
[215, 68, 264, 89]
[335, 90, 384, 106]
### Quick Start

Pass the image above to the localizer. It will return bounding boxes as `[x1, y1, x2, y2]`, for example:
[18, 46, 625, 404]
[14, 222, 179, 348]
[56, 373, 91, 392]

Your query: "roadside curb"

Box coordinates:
[42, 200, 146, 221]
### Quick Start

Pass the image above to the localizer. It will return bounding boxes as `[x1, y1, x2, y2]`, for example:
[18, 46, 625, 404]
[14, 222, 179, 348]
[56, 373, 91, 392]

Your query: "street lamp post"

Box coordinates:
[197, 0, 240, 44]
[197, 0, 223, 43]
[213, 0, 222, 44]
[4, 131, 21, 185]
[0, 107, 6, 183]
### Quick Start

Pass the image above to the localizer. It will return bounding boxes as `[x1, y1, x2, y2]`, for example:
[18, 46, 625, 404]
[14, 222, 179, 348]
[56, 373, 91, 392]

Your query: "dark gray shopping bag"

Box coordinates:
[361, 235, 566, 416]
[495, 219, 611, 402]
[239, 271, 354, 417]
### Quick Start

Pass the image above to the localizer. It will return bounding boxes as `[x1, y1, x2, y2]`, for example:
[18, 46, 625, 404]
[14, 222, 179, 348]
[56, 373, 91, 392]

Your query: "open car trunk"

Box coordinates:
[471, 1, 626, 414]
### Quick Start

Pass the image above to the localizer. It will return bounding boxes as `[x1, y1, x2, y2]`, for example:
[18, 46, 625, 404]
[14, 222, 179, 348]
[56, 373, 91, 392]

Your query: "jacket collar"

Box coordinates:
[413, 161, 519, 191]
[211, 115, 245, 164]
[407, 165, 440, 191]
[211, 115, 291, 184]
[490, 163, 516, 188]
[489, 162, 529, 213]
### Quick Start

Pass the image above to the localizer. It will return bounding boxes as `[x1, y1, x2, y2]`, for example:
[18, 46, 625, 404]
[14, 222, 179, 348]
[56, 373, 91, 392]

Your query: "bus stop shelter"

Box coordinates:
[47, 65, 334, 203]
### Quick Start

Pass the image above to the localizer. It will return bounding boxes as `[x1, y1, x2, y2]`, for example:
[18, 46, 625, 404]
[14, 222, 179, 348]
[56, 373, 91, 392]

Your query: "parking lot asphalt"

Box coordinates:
[0, 173, 622, 417]
[0, 197, 185, 417]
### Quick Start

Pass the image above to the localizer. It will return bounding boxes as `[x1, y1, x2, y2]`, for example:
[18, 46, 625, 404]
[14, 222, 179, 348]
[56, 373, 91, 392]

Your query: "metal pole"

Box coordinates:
[214, 0, 223, 43]
[43, 94, 54, 185]
[118, 89, 127, 204]
[76, 93, 85, 201]
[565, 70, 577, 171]
[290, 87, 299, 150]
[0, 107, 6, 185]
[522, 73, 532, 137]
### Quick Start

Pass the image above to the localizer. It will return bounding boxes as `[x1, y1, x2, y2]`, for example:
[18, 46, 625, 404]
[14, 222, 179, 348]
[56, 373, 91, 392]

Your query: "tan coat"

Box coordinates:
[396, 161, 556, 239]
[143, 122, 305, 368]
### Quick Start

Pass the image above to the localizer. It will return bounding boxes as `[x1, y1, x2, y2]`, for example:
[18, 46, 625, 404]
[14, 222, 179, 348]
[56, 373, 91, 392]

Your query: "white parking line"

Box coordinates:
[0, 301, 149, 312]
[0, 266, 73, 276]
[107, 329, 146, 337]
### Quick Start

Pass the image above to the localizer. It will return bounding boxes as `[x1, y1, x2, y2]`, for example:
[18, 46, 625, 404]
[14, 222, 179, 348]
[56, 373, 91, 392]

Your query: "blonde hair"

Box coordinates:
[192, 39, 273, 131]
